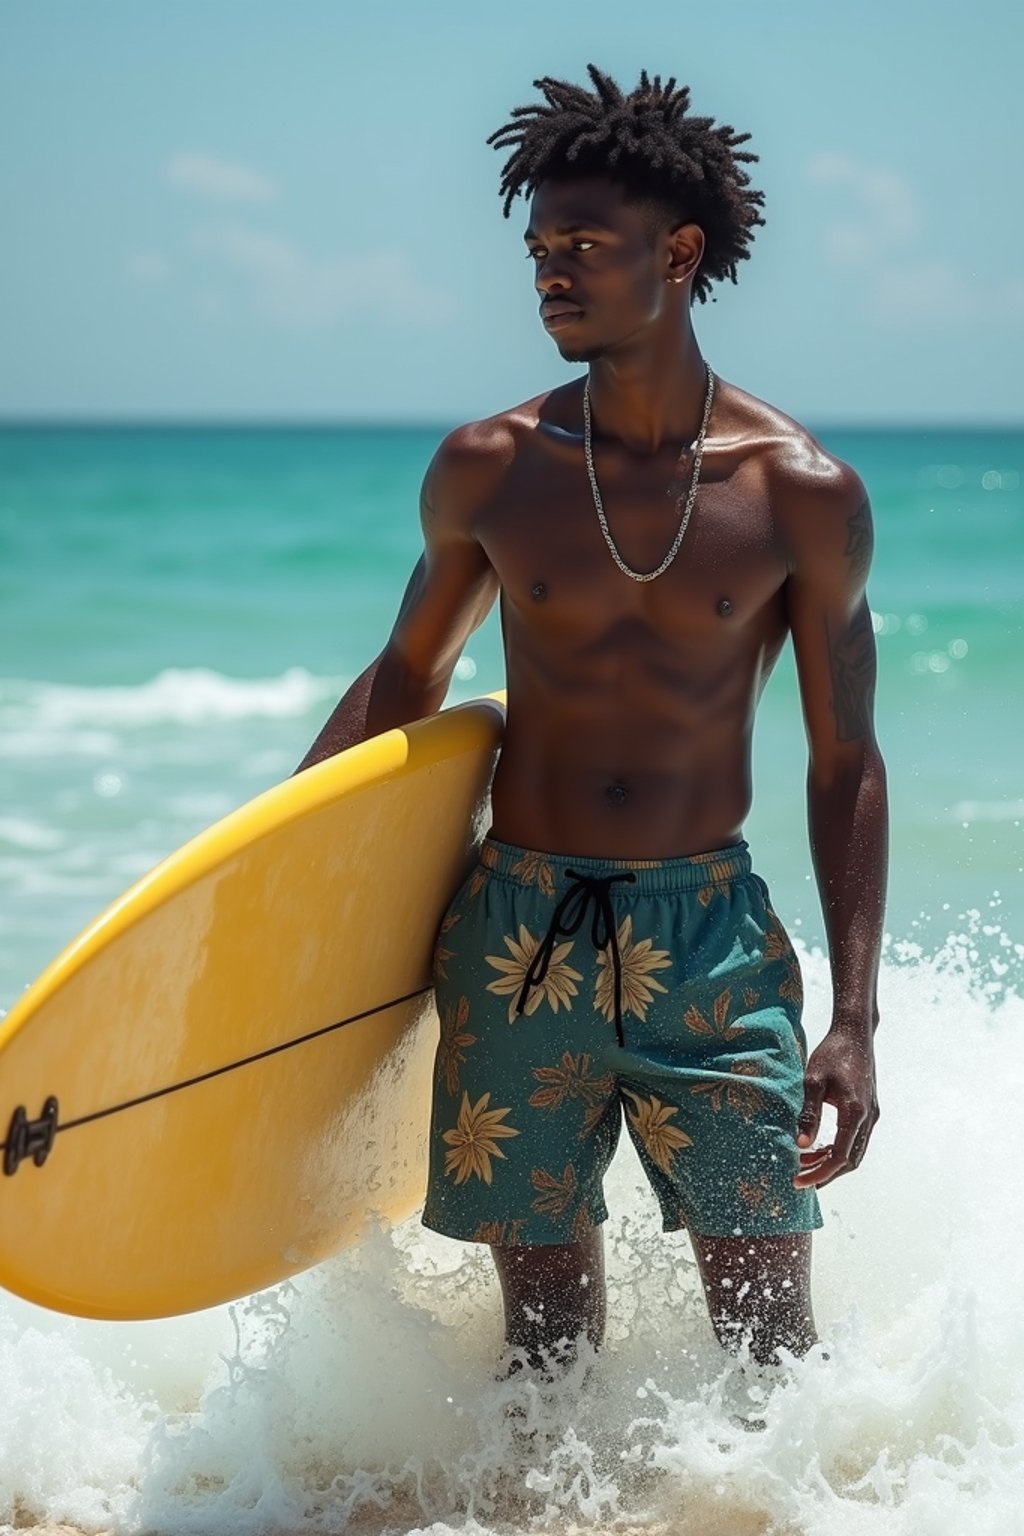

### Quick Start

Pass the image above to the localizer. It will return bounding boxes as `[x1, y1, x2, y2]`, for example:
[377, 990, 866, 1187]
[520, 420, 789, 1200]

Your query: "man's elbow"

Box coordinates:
[807, 735, 887, 795]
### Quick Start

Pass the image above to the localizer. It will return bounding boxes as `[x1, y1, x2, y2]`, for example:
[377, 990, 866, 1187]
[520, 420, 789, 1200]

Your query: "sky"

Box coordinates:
[1, 0, 1021, 427]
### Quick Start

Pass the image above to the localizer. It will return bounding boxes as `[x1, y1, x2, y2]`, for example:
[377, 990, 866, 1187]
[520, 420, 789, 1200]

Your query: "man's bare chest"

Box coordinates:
[475, 435, 790, 646]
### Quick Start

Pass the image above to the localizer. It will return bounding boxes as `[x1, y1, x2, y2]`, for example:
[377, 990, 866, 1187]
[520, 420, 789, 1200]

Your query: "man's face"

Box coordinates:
[524, 176, 679, 363]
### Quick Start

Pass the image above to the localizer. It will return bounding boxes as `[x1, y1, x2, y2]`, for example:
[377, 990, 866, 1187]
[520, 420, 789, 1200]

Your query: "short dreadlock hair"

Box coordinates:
[486, 64, 766, 306]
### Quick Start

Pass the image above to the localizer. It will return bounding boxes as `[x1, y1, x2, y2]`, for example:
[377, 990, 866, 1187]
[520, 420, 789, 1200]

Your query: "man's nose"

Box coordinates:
[535, 259, 573, 296]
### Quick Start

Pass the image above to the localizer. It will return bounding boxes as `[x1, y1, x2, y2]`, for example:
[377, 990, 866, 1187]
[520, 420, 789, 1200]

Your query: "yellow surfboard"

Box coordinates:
[0, 692, 506, 1321]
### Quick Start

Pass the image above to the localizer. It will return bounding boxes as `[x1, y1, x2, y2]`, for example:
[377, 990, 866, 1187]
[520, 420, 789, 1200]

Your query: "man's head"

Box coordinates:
[488, 66, 766, 362]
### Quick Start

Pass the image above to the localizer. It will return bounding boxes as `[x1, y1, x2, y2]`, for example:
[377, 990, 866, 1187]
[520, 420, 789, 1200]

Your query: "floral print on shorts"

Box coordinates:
[421, 835, 823, 1245]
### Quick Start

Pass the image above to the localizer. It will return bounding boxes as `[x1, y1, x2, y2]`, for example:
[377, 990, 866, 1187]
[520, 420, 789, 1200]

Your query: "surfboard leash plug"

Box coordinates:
[2, 1097, 59, 1176]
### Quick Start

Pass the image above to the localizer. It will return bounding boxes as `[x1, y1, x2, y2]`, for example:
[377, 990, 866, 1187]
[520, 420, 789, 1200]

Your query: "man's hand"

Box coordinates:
[793, 1027, 879, 1189]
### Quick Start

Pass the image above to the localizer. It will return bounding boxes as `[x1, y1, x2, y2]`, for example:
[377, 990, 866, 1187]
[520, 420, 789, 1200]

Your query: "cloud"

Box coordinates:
[1001, 275, 1024, 320]
[805, 151, 1020, 326]
[185, 221, 455, 329]
[807, 152, 921, 259]
[126, 250, 172, 283]
[157, 154, 454, 330]
[868, 258, 985, 324]
[167, 152, 278, 205]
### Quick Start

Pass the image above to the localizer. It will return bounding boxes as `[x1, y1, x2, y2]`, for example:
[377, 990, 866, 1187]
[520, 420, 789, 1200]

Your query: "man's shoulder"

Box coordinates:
[426, 384, 571, 519]
[726, 385, 867, 562]
[756, 419, 869, 586]
[725, 380, 863, 501]
[722, 381, 870, 577]
[435, 382, 568, 470]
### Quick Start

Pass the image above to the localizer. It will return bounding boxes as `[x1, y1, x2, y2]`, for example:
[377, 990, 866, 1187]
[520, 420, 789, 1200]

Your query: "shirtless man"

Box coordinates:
[297, 66, 888, 1376]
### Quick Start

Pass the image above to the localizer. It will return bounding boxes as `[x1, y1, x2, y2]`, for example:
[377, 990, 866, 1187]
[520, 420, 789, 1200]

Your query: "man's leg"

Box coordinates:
[491, 1228, 606, 1373]
[691, 1230, 818, 1365]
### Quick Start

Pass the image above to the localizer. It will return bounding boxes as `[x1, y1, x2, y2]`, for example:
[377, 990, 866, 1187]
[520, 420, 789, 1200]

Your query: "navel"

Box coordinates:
[716, 596, 734, 617]
[604, 779, 630, 807]
[530, 581, 547, 602]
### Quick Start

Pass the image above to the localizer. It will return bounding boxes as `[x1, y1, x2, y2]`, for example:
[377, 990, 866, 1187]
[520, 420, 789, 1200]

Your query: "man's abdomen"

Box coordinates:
[489, 720, 754, 861]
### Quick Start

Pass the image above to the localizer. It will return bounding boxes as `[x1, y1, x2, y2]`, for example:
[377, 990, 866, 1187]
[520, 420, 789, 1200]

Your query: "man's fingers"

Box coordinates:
[797, 1075, 826, 1147]
[794, 1039, 879, 1185]
[793, 1104, 870, 1187]
[831, 1103, 864, 1164]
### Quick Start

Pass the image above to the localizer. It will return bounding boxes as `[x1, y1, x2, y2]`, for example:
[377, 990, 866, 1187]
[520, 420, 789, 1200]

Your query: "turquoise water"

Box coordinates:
[2, 422, 1024, 1532]
[2, 422, 1020, 1002]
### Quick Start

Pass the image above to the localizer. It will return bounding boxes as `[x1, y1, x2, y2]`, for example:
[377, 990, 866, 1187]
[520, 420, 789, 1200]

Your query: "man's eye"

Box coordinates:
[525, 241, 596, 260]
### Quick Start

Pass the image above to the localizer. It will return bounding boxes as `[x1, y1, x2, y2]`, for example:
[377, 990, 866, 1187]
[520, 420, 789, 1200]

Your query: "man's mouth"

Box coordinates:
[540, 302, 580, 333]
[541, 304, 584, 332]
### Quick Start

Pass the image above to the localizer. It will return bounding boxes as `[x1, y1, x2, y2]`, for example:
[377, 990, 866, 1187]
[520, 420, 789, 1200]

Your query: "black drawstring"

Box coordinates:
[515, 868, 637, 1046]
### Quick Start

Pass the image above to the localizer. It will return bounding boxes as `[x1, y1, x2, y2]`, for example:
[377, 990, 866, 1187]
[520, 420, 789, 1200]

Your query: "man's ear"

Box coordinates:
[666, 222, 704, 284]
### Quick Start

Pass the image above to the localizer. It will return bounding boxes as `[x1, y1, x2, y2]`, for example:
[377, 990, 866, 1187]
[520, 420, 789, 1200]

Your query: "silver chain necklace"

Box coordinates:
[582, 360, 716, 582]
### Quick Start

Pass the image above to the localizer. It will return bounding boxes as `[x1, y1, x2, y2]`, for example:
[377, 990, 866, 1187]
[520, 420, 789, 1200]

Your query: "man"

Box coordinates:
[297, 65, 888, 1378]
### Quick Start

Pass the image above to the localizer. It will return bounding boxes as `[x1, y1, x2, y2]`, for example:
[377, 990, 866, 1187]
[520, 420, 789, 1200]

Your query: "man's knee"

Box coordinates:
[692, 1231, 818, 1365]
[492, 1231, 607, 1360]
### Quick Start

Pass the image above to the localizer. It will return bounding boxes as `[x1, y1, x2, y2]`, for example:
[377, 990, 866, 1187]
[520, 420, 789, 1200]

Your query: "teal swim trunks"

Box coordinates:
[422, 835, 823, 1247]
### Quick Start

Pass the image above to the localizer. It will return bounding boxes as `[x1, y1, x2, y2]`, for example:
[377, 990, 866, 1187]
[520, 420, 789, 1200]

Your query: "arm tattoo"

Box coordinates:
[844, 496, 873, 585]
[825, 602, 876, 742]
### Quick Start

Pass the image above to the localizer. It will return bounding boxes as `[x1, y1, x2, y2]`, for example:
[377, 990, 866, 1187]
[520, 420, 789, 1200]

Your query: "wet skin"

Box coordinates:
[300, 174, 888, 1373]
[481, 369, 793, 860]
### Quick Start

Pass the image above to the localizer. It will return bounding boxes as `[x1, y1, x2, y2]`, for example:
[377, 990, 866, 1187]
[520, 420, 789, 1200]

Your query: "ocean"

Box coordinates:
[1, 422, 1022, 1534]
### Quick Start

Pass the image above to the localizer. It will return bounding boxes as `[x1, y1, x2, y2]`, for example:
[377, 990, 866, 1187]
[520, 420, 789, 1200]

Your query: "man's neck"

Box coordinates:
[586, 335, 710, 456]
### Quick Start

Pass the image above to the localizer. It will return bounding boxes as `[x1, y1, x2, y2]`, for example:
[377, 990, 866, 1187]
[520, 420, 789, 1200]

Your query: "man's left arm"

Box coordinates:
[778, 455, 889, 1189]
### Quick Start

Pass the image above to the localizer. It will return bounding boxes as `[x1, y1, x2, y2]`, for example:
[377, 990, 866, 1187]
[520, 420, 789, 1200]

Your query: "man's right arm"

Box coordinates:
[293, 423, 502, 774]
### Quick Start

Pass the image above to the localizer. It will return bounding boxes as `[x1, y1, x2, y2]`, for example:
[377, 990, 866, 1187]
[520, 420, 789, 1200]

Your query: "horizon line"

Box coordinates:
[2, 416, 1022, 434]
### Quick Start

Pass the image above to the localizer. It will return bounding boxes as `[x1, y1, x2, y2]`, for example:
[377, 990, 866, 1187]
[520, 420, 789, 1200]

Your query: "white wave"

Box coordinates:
[952, 799, 1024, 824]
[0, 730, 123, 760]
[0, 668, 343, 732]
[2, 930, 1023, 1534]
[0, 819, 65, 852]
[0, 867, 115, 899]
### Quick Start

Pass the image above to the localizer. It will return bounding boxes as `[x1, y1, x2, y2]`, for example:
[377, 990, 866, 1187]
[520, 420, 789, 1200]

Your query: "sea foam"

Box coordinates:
[0, 668, 341, 735]
[1, 926, 1023, 1536]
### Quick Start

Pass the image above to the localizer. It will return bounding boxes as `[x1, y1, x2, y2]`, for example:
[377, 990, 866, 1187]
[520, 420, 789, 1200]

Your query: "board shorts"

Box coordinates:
[421, 835, 823, 1247]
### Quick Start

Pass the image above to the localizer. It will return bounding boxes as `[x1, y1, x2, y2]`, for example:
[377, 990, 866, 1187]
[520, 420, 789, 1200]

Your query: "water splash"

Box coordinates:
[2, 925, 1023, 1535]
